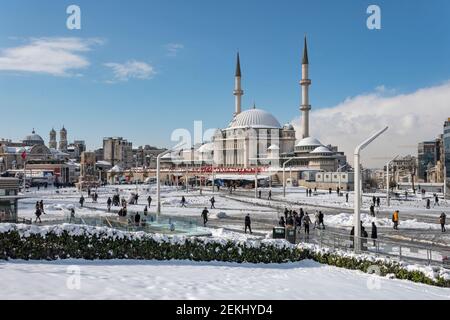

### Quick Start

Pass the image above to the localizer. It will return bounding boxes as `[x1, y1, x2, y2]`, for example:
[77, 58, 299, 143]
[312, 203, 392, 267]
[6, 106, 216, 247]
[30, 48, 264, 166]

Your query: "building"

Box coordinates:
[133, 145, 167, 168]
[418, 140, 438, 182]
[103, 137, 133, 169]
[444, 118, 450, 198]
[49, 128, 57, 149]
[58, 126, 68, 152]
[210, 37, 346, 171]
[0, 178, 22, 222]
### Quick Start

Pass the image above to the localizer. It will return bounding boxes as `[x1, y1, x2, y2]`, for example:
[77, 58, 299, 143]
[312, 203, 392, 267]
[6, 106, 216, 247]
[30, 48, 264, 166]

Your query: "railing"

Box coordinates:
[309, 228, 450, 268]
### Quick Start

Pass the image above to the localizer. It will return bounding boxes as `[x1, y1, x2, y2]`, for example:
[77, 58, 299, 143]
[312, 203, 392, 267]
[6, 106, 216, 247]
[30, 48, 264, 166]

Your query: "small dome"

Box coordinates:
[311, 146, 333, 154]
[23, 130, 44, 146]
[229, 108, 281, 129]
[295, 137, 322, 148]
[197, 143, 214, 153]
[283, 123, 294, 130]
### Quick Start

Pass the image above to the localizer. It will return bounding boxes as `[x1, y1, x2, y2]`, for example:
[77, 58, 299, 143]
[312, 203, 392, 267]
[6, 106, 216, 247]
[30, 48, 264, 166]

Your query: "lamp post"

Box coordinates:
[354, 126, 388, 253]
[386, 155, 399, 207]
[282, 157, 296, 198]
[337, 164, 346, 193]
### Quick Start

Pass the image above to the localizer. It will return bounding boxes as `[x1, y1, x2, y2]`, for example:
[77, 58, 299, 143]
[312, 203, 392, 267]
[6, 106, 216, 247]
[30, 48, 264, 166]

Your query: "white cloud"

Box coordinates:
[104, 60, 156, 83]
[292, 82, 450, 167]
[165, 43, 184, 57]
[0, 37, 102, 76]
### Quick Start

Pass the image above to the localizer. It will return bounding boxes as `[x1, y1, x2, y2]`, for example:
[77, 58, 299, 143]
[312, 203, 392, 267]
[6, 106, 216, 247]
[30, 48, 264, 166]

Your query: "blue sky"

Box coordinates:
[0, 0, 449, 152]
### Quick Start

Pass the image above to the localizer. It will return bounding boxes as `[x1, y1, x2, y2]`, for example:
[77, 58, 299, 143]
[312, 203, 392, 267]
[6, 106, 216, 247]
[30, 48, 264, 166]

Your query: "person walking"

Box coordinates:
[328, 187, 332, 195]
[201, 207, 209, 226]
[371, 222, 378, 246]
[258, 190, 262, 199]
[107, 197, 112, 212]
[210, 196, 216, 209]
[279, 216, 286, 228]
[79, 195, 85, 208]
[181, 196, 187, 207]
[313, 211, 320, 229]
[147, 195, 152, 207]
[34, 207, 42, 223]
[392, 210, 399, 230]
[318, 211, 325, 230]
[268, 190, 272, 200]
[69, 208, 75, 223]
[435, 194, 440, 207]
[346, 193, 349, 203]
[372, 196, 376, 206]
[309, 189, 312, 197]
[284, 207, 289, 221]
[39, 200, 45, 214]
[440, 212, 446, 232]
[134, 212, 141, 226]
[370, 204, 375, 217]
[245, 214, 252, 234]
[376, 197, 381, 207]
[303, 213, 311, 236]
[426, 198, 431, 209]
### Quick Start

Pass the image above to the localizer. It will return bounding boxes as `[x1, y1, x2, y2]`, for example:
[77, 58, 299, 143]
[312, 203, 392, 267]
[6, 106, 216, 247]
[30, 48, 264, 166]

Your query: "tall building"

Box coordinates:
[418, 141, 437, 182]
[444, 118, 450, 198]
[59, 126, 68, 152]
[103, 137, 133, 169]
[49, 128, 57, 149]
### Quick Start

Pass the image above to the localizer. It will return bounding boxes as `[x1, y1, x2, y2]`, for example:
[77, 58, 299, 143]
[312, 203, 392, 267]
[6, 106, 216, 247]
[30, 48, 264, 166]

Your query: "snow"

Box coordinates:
[0, 259, 448, 300]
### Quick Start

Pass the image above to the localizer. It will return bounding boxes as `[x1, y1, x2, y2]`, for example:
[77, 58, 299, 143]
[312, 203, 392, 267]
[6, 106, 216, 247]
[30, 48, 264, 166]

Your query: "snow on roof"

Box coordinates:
[267, 144, 280, 151]
[228, 108, 281, 129]
[197, 143, 214, 153]
[295, 137, 323, 148]
[96, 160, 112, 166]
[311, 146, 333, 154]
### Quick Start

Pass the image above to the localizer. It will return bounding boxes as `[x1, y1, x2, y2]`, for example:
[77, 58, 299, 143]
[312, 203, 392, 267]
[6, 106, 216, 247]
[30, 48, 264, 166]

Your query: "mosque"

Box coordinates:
[198, 37, 347, 172]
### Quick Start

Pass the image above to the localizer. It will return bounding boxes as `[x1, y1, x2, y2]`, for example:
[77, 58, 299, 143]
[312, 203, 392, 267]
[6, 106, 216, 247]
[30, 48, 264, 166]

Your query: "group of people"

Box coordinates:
[350, 222, 377, 248]
[257, 190, 272, 200]
[426, 194, 440, 209]
[34, 200, 45, 223]
[278, 207, 322, 236]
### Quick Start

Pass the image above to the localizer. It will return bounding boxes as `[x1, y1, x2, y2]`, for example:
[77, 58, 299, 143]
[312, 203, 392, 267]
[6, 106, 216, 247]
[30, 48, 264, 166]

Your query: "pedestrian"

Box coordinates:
[303, 213, 311, 235]
[318, 211, 325, 229]
[134, 193, 139, 205]
[107, 197, 112, 212]
[134, 212, 141, 226]
[336, 186, 340, 195]
[144, 205, 148, 216]
[309, 189, 312, 197]
[181, 196, 187, 207]
[371, 222, 378, 246]
[245, 214, 252, 234]
[426, 198, 431, 209]
[435, 194, 439, 206]
[350, 226, 355, 248]
[39, 200, 45, 214]
[405, 190, 408, 200]
[69, 208, 75, 223]
[279, 216, 286, 228]
[370, 204, 375, 217]
[440, 212, 446, 232]
[372, 196, 376, 205]
[258, 190, 262, 199]
[392, 210, 399, 230]
[210, 196, 216, 209]
[34, 207, 42, 223]
[88, 188, 91, 197]
[376, 197, 380, 207]
[313, 211, 320, 229]
[284, 207, 289, 221]
[268, 190, 272, 200]
[201, 207, 209, 226]
[79, 195, 85, 208]
[346, 193, 349, 203]
[329, 187, 332, 195]
[147, 195, 152, 207]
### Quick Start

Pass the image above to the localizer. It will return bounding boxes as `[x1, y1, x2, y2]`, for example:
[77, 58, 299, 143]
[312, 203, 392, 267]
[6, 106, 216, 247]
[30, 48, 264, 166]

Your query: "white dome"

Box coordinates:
[197, 143, 214, 153]
[229, 108, 281, 129]
[267, 144, 280, 150]
[311, 146, 333, 154]
[295, 137, 322, 147]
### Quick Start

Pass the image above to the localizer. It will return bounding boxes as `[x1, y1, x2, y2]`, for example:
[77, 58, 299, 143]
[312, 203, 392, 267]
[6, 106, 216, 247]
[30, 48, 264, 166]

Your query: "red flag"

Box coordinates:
[21, 150, 27, 160]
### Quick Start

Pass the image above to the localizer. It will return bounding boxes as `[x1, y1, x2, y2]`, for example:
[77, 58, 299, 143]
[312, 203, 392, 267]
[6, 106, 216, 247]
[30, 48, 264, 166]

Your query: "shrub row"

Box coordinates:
[0, 224, 448, 288]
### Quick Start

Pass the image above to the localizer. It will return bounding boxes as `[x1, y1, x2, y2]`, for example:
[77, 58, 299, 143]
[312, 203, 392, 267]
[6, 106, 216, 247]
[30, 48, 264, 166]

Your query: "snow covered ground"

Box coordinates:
[1, 259, 449, 300]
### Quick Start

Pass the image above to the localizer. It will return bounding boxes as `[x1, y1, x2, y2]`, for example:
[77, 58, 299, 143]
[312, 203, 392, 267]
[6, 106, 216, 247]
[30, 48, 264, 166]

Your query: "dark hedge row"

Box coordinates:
[1, 229, 449, 288]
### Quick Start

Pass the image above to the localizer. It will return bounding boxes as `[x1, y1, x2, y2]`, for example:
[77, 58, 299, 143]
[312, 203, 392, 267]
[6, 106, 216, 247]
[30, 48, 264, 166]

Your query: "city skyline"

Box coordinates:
[0, 0, 449, 167]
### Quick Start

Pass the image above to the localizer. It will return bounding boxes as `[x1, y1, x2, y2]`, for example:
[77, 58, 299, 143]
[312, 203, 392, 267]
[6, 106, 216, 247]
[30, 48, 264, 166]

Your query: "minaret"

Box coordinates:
[300, 37, 311, 139]
[49, 128, 57, 149]
[59, 126, 68, 152]
[233, 52, 244, 117]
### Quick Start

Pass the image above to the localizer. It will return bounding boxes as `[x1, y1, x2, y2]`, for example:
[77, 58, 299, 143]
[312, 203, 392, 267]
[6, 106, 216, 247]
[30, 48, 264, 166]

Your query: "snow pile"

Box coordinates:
[215, 212, 228, 219]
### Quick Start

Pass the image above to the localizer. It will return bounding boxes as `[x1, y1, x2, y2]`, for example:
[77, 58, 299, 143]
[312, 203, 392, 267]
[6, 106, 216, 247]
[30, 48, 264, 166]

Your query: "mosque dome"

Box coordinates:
[229, 108, 281, 129]
[310, 146, 333, 154]
[23, 130, 45, 146]
[283, 123, 294, 130]
[295, 136, 322, 148]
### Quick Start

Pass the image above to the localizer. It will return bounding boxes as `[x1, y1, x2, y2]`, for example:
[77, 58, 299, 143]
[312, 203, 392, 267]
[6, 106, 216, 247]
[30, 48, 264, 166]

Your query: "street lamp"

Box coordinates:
[337, 164, 347, 193]
[386, 155, 399, 207]
[354, 126, 388, 253]
[282, 157, 296, 198]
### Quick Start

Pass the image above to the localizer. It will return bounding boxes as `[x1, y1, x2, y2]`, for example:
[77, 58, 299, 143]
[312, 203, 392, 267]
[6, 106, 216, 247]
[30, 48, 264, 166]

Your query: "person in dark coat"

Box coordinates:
[134, 193, 139, 205]
[39, 200, 45, 214]
[346, 193, 349, 203]
[376, 197, 381, 207]
[435, 194, 439, 206]
[328, 188, 332, 194]
[34, 207, 42, 223]
[318, 211, 325, 229]
[440, 212, 446, 232]
[201, 207, 209, 226]
[284, 207, 289, 221]
[372, 196, 376, 205]
[258, 190, 262, 199]
[144, 205, 148, 216]
[181, 196, 187, 207]
[107, 197, 112, 212]
[79, 195, 85, 207]
[147, 195, 152, 207]
[371, 222, 378, 246]
[309, 189, 312, 197]
[245, 214, 252, 234]
[370, 205, 375, 217]
[279, 216, 286, 227]
[426, 198, 431, 209]
[134, 212, 141, 226]
[268, 190, 272, 200]
[303, 213, 311, 236]
[210, 196, 216, 209]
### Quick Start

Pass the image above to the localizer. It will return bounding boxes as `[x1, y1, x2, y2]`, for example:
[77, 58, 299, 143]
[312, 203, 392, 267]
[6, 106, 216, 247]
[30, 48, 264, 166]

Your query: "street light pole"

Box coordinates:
[337, 164, 346, 193]
[354, 126, 388, 253]
[386, 155, 399, 207]
[282, 157, 296, 198]
[157, 147, 181, 217]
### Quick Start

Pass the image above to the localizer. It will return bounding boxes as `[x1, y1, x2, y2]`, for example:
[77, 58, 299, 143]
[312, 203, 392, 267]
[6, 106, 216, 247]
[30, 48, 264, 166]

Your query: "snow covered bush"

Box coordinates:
[0, 223, 448, 287]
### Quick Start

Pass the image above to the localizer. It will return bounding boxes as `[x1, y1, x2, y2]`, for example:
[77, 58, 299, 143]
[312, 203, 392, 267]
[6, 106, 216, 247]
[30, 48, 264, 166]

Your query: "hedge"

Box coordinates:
[0, 223, 449, 288]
